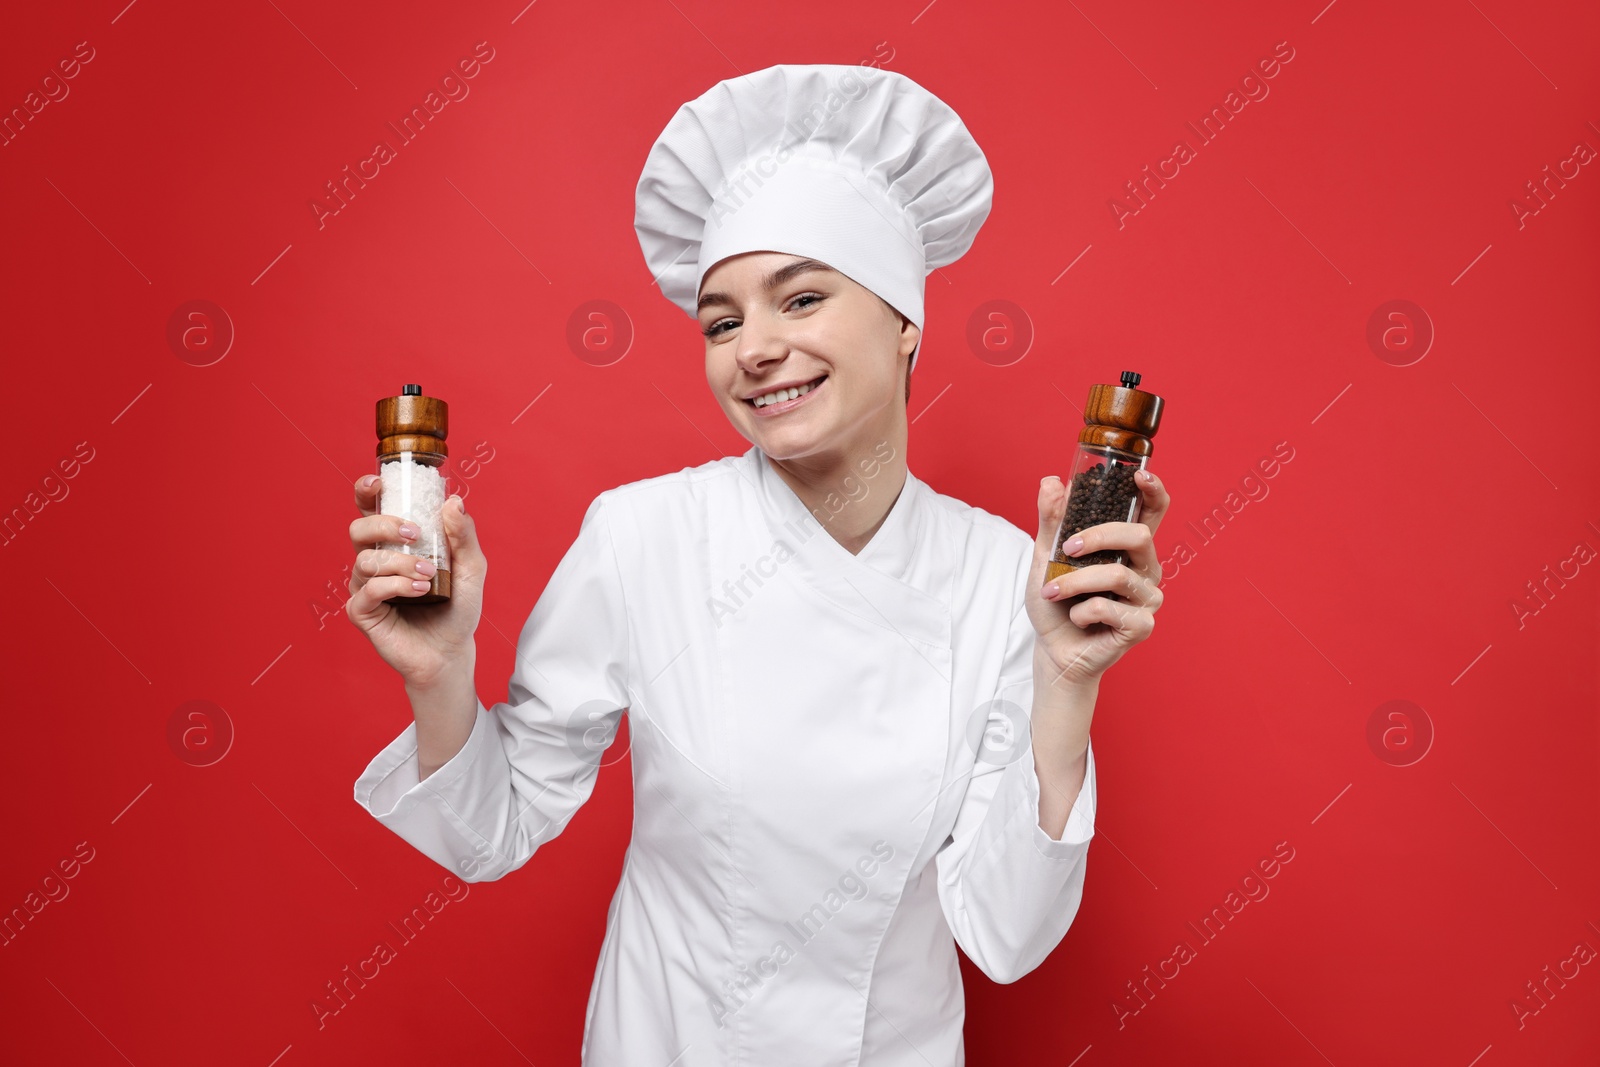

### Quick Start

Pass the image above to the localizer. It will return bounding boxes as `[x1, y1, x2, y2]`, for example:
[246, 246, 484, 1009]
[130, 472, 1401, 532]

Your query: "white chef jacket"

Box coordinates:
[354, 443, 1097, 1065]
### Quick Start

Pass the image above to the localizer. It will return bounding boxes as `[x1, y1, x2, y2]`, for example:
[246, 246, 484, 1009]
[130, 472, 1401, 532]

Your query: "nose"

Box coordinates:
[732, 308, 788, 375]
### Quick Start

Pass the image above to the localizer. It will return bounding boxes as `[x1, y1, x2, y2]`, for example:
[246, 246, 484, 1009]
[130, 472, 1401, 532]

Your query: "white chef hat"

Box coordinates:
[633, 63, 994, 372]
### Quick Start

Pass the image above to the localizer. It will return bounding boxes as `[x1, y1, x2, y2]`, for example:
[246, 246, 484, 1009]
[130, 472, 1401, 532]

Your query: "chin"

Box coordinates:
[750, 431, 814, 461]
[746, 421, 833, 461]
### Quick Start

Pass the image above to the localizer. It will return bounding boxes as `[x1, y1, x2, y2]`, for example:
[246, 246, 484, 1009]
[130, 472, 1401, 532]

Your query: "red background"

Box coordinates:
[2, 1, 1597, 1064]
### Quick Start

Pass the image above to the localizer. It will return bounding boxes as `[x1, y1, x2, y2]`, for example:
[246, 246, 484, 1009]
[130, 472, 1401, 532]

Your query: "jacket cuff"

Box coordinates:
[352, 700, 512, 877]
[1021, 735, 1096, 859]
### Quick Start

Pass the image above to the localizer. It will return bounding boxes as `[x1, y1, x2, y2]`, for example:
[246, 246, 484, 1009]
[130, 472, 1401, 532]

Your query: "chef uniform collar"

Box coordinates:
[732, 444, 951, 655]
[747, 445, 922, 573]
[633, 63, 994, 374]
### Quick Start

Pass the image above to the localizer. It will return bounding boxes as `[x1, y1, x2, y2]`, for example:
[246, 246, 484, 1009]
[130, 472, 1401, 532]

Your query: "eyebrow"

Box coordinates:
[697, 259, 838, 313]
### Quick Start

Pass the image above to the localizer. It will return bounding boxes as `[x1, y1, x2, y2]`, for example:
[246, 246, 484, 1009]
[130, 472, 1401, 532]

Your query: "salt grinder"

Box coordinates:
[376, 384, 451, 605]
[1046, 371, 1165, 606]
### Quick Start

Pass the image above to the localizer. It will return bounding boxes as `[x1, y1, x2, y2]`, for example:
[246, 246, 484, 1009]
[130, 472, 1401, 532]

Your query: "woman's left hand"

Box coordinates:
[1025, 469, 1171, 689]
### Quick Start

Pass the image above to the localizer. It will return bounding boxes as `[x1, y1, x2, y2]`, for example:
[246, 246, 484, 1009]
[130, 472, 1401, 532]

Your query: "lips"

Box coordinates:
[748, 377, 825, 406]
[745, 375, 827, 414]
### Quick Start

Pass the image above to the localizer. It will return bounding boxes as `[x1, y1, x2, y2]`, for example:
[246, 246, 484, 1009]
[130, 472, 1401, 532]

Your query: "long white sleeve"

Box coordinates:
[352, 492, 632, 882]
[933, 540, 1096, 984]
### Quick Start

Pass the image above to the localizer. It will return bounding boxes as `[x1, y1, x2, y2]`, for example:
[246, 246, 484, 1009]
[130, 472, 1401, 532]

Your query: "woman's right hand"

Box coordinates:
[345, 475, 486, 687]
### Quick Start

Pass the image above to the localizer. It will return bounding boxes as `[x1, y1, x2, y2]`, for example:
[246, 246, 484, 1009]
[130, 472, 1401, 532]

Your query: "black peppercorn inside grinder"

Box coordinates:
[1046, 371, 1165, 606]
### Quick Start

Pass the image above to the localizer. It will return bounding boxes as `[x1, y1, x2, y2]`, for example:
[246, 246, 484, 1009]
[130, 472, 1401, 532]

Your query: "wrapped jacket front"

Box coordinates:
[353, 445, 1097, 1065]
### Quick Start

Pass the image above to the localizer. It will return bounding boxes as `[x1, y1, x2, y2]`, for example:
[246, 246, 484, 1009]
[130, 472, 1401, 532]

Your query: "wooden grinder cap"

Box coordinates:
[377, 384, 448, 457]
[1080, 371, 1164, 458]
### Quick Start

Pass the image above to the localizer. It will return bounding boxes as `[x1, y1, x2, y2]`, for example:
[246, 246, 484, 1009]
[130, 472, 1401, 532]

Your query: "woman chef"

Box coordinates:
[346, 64, 1169, 1066]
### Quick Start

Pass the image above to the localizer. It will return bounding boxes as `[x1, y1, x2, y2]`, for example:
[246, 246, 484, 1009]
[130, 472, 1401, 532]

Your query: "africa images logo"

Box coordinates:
[308, 42, 496, 230]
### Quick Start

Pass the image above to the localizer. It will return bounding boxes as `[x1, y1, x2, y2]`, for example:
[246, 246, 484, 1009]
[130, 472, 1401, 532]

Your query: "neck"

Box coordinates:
[765, 418, 909, 556]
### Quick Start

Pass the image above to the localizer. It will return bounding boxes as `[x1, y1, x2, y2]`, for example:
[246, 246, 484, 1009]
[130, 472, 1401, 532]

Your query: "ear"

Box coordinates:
[899, 314, 921, 361]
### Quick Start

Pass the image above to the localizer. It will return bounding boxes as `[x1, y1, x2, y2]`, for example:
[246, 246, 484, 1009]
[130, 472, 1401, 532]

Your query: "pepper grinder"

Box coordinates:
[376, 384, 452, 605]
[1046, 371, 1165, 606]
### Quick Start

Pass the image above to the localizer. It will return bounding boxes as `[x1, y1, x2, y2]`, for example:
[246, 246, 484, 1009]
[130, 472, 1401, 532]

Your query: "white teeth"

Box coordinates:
[751, 377, 822, 408]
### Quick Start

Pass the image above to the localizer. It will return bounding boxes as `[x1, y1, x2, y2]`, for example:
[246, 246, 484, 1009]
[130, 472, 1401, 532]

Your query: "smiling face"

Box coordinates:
[697, 251, 920, 466]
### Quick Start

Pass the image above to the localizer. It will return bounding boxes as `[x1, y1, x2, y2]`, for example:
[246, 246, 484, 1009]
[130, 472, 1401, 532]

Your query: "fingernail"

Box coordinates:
[1139, 470, 1154, 483]
[415, 558, 437, 577]
[1043, 581, 1060, 599]
[399, 522, 420, 540]
[451, 494, 465, 514]
[1064, 537, 1085, 555]
[360, 474, 378, 488]
[411, 580, 431, 591]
